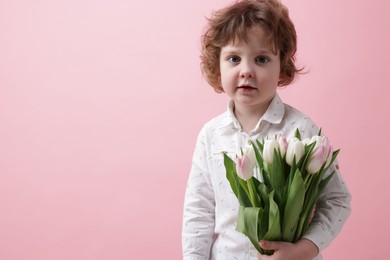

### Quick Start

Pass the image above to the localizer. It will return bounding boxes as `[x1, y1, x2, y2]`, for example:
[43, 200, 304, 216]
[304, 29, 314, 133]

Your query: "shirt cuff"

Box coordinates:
[302, 222, 333, 252]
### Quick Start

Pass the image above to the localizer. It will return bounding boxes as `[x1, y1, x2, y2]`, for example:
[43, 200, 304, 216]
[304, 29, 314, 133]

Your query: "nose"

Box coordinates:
[239, 62, 254, 78]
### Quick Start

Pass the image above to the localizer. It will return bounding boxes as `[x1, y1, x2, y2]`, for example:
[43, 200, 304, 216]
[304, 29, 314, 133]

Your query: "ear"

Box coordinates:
[217, 75, 224, 93]
[277, 72, 284, 86]
[216, 85, 225, 93]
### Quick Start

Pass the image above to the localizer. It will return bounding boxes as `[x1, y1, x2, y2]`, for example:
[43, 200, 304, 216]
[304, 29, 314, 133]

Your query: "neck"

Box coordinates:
[234, 101, 271, 133]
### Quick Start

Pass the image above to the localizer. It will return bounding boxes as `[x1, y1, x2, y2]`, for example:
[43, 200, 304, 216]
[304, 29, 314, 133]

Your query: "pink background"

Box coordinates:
[0, 0, 389, 259]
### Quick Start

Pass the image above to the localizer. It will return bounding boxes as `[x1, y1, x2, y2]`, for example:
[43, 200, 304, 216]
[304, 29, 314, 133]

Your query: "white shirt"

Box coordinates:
[182, 94, 351, 260]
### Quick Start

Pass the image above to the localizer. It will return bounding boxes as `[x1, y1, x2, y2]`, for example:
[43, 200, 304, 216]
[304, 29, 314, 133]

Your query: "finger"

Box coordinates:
[257, 253, 272, 260]
[260, 240, 281, 250]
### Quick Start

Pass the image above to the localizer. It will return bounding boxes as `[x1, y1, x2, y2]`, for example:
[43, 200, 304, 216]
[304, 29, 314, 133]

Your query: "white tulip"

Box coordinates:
[286, 137, 305, 166]
[263, 138, 280, 165]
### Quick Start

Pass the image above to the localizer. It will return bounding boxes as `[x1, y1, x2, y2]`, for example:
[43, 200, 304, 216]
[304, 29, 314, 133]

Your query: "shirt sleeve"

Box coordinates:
[302, 161, 351, 252]
[182, 127, 216, 260]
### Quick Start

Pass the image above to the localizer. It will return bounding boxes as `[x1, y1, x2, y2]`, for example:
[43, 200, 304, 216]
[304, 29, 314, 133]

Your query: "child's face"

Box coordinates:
[219, 26, 281, 114]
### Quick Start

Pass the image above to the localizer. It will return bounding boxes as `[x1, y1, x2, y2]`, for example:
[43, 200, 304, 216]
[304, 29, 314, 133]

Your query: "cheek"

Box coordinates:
[219, 68, 232, 83]
[219, 77, 228, 90]
[257, 68, 280, 81]
[269, 66, 282, 83]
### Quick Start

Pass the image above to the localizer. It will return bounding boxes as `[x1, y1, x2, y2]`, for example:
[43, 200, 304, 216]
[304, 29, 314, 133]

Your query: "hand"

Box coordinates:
[258, 239, 319, 260]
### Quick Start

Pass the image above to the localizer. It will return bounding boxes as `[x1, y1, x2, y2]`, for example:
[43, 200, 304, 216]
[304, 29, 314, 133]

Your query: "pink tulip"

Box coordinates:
[235, 143, 256, 180]
[310, 136, 323, 150]
[276, 133, 288, 158]
[306, 136, 333, 174]
[236, 154, 254, 180]
[324, 143, 333, 168]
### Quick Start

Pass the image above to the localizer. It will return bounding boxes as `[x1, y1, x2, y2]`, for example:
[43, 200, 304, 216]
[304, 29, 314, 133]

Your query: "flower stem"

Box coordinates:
[304, 174, 312, 191]
[247, 178, 260, 207]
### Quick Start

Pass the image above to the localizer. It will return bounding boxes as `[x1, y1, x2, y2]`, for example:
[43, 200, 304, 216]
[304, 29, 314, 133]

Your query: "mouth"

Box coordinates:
[237, 85, 257, 90]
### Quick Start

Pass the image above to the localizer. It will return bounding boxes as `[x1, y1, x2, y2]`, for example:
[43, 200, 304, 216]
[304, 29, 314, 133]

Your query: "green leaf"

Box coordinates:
[252, 174, 261, 187]
[258, 183, 270, 209]
[256, 139, 264, 152]
[296, 170, 335, 240]
[252, 142, 262, 166]
[262, 191, 281, 241]
[252, 140, 271, 187]
[271, 149, 285, 187]
[324, 149, 340, 172]
[236, 205, 245, 233]
[223, 153, 238, 197]
[248, 178, 261, 207]
[287, 156, 297, 188]
[252, 141, 270, 187]
[223, 153, 252, 207]
[269, 149, 285, 204]
[250, 177, 264, 208]
[237, 175, 250, 198]
[318, 170, 335, 195]
[237, 177, 252, 207]
[258, 185, 272, 240]
[282, 169, 304, 242]
[236, 206, 264, 253]
[294, 128, 302, 140]
[300, 142, 316, 179]
[262, 169, 271, 188]
[296, 164, 328, 240]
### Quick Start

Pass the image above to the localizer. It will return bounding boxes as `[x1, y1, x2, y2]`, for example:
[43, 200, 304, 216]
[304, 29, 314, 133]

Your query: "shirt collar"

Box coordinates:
[218, 101, 239, 129]
[219, 93, 285, 130]
[262, 93, 284, 124]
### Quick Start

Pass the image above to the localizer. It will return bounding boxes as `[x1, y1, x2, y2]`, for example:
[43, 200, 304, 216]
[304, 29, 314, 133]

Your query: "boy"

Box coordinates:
[182, 1, 351, 259]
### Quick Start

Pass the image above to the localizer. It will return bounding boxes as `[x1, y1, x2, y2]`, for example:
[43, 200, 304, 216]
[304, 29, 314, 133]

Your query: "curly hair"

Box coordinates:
[201, 0, 301, 93]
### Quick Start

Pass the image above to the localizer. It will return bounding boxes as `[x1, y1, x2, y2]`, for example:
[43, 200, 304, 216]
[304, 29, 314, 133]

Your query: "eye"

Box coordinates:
[255, 56, 270, 64]
[227, 55, 241, 63]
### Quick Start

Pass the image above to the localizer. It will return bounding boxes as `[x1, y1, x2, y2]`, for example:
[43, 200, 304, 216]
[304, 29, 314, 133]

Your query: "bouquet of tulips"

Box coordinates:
[223, 129, 339, 254]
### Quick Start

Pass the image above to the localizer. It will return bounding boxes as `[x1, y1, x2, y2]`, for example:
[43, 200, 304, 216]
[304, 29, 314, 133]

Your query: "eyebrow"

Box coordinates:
[221, 47, 275, 56]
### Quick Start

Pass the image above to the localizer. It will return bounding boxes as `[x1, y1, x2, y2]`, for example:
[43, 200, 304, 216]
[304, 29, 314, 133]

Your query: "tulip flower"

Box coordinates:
[263, 138, 280, 165]
[309, 136, 323, 150]
[236, 143, 256, 180]
[302, 137, 311, 146]
[323, 139, 333, 168]
[276, 133, 288, 158]
[286, 137, 304, 166]
[306, 136, 333, 174]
